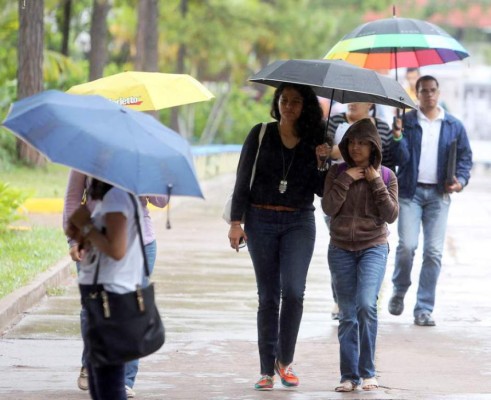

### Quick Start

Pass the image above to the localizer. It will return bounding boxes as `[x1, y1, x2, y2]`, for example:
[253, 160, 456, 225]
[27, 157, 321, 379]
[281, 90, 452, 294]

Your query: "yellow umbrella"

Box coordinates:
[67, 71, 214, 111]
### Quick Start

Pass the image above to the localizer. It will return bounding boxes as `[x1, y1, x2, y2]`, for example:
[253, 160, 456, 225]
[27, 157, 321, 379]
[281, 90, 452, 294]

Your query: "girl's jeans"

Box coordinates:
[328, 243, 388, 384]
[245, 207, 316, 376]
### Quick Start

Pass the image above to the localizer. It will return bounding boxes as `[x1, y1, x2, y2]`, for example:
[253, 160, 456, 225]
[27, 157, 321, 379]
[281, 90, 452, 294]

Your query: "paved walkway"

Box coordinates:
[1, 170, 491, 399]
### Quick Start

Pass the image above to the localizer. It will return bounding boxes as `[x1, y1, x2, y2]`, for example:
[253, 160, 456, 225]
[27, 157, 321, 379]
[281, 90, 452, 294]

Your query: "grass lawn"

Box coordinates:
[0, 226, 67, 298]
[1, 163, 70, 198]
[0, 163, 70, 299]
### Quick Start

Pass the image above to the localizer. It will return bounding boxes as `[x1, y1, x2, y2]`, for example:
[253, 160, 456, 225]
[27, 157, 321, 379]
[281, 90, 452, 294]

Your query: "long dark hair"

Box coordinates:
[270, 83, 324, 143]
[89, 178, 113, 201]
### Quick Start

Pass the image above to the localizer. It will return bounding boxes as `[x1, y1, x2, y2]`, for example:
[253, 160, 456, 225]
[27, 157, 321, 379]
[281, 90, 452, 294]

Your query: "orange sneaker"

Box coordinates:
[274, 360, 299, 387]
[254, 375, 274, 391]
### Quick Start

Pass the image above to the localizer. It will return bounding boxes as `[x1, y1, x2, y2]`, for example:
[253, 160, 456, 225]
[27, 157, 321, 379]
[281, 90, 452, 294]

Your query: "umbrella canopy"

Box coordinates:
[324, 17, 469, 71]
[2, 90, 203, 198]
[67, 71, 214, 111]
[249, 59, 416, 109]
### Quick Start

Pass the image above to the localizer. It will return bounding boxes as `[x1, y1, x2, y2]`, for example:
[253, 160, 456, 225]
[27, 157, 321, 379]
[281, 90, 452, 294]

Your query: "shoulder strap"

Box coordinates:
[91, 194, 149, 289]
[129, 194, 150, 278]
[381, 166, 391, 187]
[336, 162, 348, 175]
[249, 123, 267, 189]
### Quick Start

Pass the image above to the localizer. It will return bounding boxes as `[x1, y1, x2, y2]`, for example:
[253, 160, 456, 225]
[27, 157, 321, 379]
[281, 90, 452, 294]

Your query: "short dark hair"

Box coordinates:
[270, 83, 323, 140]
[406, 67, 420, 75]
[416, 75, 439, 92]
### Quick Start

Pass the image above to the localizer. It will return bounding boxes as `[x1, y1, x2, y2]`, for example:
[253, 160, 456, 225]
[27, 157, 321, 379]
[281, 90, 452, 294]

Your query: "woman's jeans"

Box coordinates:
[79, 284, 126, 400]
[392, 187, 450, 316]
[328, 243, 388, 384]
[245, 207, 316, 376]
[78, 240, 157, 388]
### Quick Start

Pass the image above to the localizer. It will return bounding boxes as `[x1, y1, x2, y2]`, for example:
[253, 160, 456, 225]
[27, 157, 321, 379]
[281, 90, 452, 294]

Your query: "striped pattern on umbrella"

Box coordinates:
[325, 17, 469, 70]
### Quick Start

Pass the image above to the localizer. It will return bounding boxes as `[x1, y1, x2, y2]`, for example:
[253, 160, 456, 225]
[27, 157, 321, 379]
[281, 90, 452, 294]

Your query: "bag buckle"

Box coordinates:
[101, 291, 111, 318]
[136, 285, 145, 312]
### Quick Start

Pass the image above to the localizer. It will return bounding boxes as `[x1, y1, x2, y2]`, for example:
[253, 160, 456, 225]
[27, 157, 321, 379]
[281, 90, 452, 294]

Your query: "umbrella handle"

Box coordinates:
[166, 184, 173, 229]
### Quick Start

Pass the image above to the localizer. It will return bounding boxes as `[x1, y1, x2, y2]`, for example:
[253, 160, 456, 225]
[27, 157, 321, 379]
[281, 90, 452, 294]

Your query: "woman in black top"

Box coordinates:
[228, 83, 330, 390]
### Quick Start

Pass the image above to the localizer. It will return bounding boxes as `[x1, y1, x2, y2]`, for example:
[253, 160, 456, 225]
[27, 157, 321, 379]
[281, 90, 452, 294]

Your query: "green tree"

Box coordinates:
[17, 0, 45, 166]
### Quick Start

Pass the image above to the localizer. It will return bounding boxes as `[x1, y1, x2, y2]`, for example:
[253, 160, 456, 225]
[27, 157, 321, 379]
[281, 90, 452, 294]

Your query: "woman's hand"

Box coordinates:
[68, 205, 92, 230]
[392, 117, 403, 139]
[228, 223, 247, 252]
[69, 243, 85, 262]
[364, 165, 380, 182]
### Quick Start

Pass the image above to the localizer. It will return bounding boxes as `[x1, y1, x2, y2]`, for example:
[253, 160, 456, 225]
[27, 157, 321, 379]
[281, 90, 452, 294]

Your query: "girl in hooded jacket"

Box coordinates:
[321, 118, 399, 392]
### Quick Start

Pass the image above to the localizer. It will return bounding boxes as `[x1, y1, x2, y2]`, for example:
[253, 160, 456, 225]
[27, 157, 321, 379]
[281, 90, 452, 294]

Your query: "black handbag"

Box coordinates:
[84, 194, 165, 367]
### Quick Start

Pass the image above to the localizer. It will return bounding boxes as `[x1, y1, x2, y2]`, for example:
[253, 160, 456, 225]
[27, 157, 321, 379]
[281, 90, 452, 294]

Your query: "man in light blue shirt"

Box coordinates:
[388, 75, 473, 327]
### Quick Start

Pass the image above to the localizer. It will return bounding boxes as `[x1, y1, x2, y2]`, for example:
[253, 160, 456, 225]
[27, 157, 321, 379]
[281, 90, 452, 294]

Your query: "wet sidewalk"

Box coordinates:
[1, 171, 491, 399]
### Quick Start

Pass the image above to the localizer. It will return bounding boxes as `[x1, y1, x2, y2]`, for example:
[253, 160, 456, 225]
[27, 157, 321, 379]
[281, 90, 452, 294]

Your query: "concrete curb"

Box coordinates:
[0, 256, 73, 334]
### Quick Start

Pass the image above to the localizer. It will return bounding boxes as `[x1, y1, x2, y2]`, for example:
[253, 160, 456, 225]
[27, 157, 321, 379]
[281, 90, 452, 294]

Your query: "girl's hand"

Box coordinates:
[365, 165, 380, 182]
[345, 167, 365, 181]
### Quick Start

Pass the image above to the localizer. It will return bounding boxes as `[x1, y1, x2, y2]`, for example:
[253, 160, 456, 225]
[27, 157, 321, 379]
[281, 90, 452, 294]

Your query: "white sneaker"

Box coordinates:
[125, 385, 136, 398]
[77, 366, 89, 391]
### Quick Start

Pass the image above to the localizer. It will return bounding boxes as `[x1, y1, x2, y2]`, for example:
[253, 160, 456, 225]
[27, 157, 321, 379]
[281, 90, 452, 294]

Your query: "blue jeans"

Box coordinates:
[392, 186, 450, 316]
[78, 240, 158, 389]
[328, 243, 388, 384]
[88, 362, 126, 400]
[245, 207, 316, 376]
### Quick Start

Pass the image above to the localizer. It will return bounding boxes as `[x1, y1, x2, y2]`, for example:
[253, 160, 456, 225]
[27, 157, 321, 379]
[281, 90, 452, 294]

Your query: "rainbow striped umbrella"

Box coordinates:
[324, 17, 469, 75]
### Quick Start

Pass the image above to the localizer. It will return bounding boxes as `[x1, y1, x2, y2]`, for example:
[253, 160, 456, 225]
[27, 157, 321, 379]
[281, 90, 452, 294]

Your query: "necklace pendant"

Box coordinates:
[279, 180, 288, 194]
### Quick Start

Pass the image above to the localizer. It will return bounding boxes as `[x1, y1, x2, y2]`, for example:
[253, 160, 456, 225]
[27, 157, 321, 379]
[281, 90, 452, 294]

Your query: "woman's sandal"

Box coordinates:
[335, 380, 357, 392]
[362, 377, 379, 391]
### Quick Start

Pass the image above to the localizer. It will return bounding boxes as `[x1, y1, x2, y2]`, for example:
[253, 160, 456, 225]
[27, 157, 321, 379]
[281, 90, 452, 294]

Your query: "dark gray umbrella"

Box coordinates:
[249, 59, 416, 110]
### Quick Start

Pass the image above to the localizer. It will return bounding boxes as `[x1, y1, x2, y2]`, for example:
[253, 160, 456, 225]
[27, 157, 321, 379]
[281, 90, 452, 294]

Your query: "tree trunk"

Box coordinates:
[89, 0, 110, 81]
[144, 0, 158, 72]
[171, 0, 188, 132]
[135, 0, 159, 118]
[199, 81, 231, 145]
[134, 0, 147, 71]
[60, 0, 72, 56]
[135, 0, 159, 71]
[17, 0, 45, 166]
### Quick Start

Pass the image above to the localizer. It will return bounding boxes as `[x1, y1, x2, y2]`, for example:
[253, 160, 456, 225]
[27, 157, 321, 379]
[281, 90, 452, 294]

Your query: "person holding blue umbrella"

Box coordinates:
[63, 170, 167, 397]
[66, 177, 145, 400]
[2, 89, 204, 397]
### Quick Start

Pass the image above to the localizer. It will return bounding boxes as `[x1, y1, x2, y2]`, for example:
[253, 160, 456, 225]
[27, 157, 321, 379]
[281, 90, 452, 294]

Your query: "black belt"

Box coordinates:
[417, 182, 437, 189]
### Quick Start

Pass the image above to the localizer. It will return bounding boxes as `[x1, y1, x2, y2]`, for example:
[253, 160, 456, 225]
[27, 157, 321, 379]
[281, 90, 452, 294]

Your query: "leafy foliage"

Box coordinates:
[0, 0, 488, 158]
[0, 181, 31, 232]
[0, 126, 17, 169]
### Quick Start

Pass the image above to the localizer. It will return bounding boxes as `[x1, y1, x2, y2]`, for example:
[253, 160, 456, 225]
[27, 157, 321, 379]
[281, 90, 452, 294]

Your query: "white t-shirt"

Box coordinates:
[332, 122, 350, 164]
[79, 187, 144, 294]
[417, 107, 445, 184]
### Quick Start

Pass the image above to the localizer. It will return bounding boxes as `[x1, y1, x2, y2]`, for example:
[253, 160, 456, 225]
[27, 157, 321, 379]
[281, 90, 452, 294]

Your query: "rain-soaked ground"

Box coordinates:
[1, 169, 491, 399]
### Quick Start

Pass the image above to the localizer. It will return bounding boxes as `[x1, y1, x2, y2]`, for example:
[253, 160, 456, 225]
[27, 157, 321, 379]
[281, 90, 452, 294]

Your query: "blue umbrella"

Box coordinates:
[2, 90, 203, 198]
